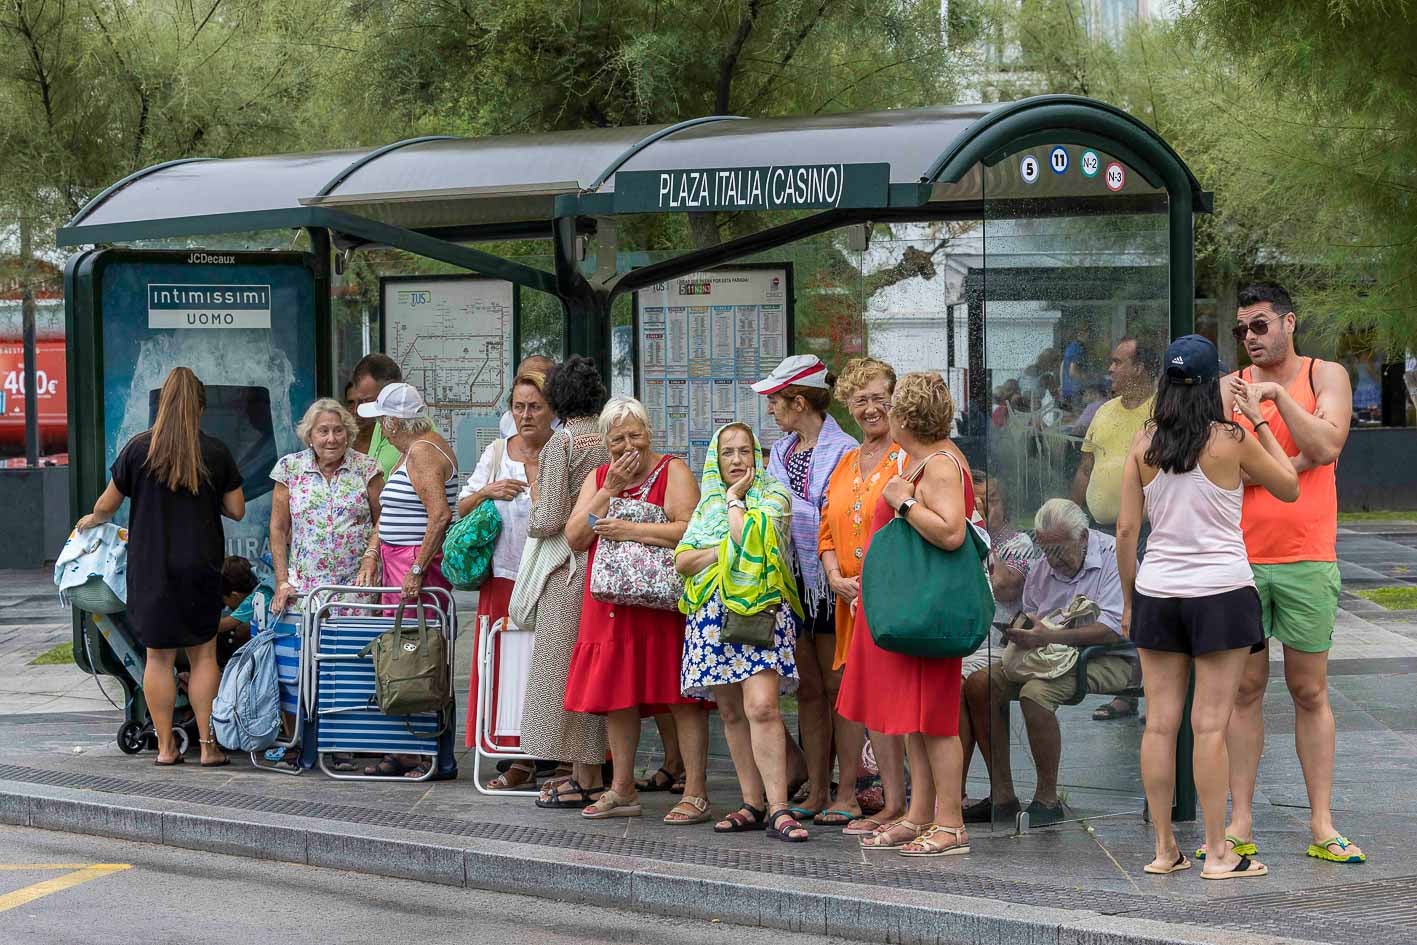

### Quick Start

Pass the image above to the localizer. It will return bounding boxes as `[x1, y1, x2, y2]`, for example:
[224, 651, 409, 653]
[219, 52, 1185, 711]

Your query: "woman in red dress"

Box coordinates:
[561, 397, 708, 823]
[837, 372, 975, 858]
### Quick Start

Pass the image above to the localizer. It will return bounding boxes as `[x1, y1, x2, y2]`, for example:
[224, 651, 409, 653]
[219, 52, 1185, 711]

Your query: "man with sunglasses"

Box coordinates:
[1216, 281, 1364, 865]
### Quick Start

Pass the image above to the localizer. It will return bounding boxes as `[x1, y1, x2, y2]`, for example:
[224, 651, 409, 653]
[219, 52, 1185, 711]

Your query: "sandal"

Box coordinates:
[1092, 698, 1139, 721]
[669, 774, 686, 795]
[1144, 853, 1191, 875]
[1201, 854, 1268, 880]
[485, 762, 537, 791]
[535, 778, 604, 810]
[582, 788, 642, 819]
[330, 752, 357, 772]
[635, 767, 678, 793]
[1307, 835, 1366, 864]
[767, 808, 809, 843]
[713, 804, 766, 833]
[664, 795, 712, 825]
[843, 815, 889, 836]
[363, 754, 409, 777]
[1195, 835, 1258, 860]
[899, 824, 970, 858]
[814, 809, 860, 827]
[402, 761, 431, 779]
[198, 737, 230, 768]
[860, 819, 929, 850]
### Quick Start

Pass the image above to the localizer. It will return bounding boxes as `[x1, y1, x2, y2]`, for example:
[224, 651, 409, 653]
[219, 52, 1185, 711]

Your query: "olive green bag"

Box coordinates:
[721, 609, 778, 647]
[359, 606, 450, 735]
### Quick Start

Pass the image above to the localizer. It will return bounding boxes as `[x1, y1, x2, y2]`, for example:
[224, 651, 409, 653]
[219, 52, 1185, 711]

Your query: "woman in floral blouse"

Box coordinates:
[269, 398, 383, 614]
[816, 357, 907, 839]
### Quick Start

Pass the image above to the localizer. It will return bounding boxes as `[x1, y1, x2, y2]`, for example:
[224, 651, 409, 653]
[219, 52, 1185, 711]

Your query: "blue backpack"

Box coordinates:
[211, 627, 282, 752]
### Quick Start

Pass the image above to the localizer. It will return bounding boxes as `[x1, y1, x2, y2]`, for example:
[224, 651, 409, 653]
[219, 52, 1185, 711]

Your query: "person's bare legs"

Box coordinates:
[1137, 649, 1190, 871]
[1284, 645, 1361, 858]
[1019, 698, 1062, 805]
[604, 708, 642, 800]
[821, 641, 863, 818]
[652, 711, 685, 781]
[184, 639, 225, 765]
[1221, 644, 1270, 847]
[793, 632, 831, 811]
[571, 762, 604, 793]
[1193, 647, 1261, 876]
[713, 684, 765, 809]
[668, 703, 709, 801]
[870, 731, 908, 823]
[741, 671, 791, 812]
[144, 648, 180, 763]
[963, 668, 1018, 805]
[922, 732, 966, 847]
[902, 733, 937, 827]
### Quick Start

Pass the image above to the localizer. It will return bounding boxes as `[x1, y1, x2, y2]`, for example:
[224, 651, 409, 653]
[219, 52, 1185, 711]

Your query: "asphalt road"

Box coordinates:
[0, 824, 862, 945]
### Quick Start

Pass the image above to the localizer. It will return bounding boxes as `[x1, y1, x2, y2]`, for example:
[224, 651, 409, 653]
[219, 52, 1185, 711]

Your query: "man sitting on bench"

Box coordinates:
[961, 498, 1133, 826]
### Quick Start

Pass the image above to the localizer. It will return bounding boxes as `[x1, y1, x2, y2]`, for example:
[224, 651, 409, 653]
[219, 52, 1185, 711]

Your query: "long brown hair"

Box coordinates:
[145, 367, 208, 494]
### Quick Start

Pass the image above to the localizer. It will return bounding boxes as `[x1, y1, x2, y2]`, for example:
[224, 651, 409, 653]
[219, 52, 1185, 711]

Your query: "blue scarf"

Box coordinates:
[767, 414, 857, 618]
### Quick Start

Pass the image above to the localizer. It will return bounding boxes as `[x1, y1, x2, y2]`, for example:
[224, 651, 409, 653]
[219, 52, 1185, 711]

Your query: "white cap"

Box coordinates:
[751, 355, 830, 395]
[357, 382, 427, 420]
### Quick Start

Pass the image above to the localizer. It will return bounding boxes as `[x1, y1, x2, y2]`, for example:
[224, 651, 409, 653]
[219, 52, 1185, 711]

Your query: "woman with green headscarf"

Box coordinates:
[675, 422, 807, 842]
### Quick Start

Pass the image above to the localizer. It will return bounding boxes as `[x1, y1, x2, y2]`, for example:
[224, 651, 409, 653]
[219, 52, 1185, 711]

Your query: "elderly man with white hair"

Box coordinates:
[960, 498, 1132, 827]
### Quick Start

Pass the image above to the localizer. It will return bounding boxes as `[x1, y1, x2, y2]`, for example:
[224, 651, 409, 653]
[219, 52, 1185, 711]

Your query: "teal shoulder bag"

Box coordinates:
[861, 451, 992, 659]
[442, 440, 505, 590]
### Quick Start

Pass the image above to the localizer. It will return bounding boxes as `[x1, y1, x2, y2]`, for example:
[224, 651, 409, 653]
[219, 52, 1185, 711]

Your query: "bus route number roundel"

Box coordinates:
[1020, 154, 1040, 184]
[1104, 162, 1126, 192]
[1080, 150, 1100, 178]
[1049, 147, 1069, 175]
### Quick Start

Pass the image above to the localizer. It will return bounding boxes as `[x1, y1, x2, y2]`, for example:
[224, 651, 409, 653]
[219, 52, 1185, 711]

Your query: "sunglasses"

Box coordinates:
[1231, 312, 1289, 343]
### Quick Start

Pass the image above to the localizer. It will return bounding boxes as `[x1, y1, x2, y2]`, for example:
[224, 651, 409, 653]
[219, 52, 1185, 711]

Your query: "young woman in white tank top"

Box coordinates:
[1116, 335, 1298, 882]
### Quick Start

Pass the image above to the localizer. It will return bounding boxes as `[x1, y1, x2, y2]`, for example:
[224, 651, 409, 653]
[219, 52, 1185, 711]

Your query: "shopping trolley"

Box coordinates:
[472, 615, 538, 796]
[308, 586, 458, 781]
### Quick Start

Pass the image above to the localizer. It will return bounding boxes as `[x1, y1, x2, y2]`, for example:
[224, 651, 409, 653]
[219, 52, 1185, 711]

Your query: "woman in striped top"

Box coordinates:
[356, 382, 459, 605]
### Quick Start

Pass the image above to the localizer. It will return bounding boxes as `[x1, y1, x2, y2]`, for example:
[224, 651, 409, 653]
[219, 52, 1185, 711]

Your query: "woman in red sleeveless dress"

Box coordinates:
[561, 397, 708, 824]
[837, 372, 975, 858]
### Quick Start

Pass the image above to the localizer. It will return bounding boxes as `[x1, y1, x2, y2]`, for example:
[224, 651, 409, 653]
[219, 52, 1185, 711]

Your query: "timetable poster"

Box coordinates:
[635, 266, 793, 474]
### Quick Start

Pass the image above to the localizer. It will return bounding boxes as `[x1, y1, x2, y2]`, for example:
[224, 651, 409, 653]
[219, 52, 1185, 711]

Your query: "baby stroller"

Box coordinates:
[56, 524, 202, 757]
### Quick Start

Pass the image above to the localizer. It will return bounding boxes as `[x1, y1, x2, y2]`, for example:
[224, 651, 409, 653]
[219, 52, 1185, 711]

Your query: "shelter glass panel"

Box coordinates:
[980, 148, 1169, 834]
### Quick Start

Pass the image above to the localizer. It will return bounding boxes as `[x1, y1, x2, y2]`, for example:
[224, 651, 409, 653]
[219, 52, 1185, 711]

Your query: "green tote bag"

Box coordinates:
[861, 452, 993, 659]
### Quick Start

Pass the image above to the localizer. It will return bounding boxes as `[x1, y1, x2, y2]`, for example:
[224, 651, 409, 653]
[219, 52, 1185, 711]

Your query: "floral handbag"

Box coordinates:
[589, 460, 685, 612]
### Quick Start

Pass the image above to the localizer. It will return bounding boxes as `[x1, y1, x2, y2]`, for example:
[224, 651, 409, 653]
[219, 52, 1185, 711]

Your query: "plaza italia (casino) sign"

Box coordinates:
[613, 163, 890, 214]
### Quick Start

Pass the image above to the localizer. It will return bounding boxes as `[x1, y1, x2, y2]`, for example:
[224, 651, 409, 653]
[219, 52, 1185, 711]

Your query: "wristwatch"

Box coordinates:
[897, 498, 919, 518]
[409, 563, 424, 577]
[727, 498, 747, 511]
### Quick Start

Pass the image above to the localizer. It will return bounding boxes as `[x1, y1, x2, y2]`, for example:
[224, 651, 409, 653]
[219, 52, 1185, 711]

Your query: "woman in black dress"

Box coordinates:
[77, 367, 246, 767]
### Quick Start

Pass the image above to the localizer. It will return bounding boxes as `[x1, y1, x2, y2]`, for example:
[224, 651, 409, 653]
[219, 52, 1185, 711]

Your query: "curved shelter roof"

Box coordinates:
[57, 95, 1207, 247]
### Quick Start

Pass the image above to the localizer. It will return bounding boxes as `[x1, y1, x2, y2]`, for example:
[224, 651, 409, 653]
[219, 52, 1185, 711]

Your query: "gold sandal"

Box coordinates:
[663, 795, 712, 825]
[899, 824, 970, 858]
[860, 819, 928, 850]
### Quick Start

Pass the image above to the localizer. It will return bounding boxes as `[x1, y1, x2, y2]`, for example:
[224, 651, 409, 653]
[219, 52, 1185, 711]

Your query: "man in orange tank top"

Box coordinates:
[1217, 282, 1365, 865]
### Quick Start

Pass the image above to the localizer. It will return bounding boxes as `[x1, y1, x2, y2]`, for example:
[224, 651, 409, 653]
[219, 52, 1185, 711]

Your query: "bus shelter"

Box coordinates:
[59, 94, 1210, 830]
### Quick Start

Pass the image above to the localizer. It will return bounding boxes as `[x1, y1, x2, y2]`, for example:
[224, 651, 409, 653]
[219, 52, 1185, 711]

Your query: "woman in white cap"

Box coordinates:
[756, 354, 859, 826]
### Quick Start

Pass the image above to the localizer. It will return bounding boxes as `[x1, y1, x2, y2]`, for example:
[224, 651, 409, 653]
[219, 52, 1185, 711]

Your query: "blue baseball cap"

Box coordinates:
[1164, 334, 1220, 385]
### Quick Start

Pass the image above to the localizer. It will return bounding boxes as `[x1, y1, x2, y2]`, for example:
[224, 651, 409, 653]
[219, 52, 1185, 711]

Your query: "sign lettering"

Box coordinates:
[615, 163, 889, 214]
[146, 283, 272, 329]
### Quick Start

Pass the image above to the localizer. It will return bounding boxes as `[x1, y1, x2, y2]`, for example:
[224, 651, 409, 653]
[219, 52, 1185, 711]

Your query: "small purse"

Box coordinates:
[721, 608, 778, 647]
[589, 460, 685, 612]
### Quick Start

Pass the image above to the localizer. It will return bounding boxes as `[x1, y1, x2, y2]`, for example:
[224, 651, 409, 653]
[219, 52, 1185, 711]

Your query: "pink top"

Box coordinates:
[1135, 464, 1253, 598]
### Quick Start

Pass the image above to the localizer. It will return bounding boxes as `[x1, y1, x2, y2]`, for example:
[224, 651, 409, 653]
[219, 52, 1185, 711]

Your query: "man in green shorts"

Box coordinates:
[1220, 282, 1364, 865]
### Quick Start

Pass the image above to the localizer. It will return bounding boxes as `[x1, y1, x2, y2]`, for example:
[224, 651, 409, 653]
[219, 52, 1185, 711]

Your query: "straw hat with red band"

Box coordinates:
[751, 355, 831, 396]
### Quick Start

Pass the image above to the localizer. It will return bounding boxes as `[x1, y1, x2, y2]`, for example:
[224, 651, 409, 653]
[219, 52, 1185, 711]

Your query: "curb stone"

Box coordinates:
[0, 780, 1311, 945]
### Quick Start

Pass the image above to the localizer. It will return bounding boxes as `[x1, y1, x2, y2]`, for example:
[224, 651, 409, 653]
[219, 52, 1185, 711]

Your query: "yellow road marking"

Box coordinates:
[0, 865, 98, 871]
[0, 865, 131, 912]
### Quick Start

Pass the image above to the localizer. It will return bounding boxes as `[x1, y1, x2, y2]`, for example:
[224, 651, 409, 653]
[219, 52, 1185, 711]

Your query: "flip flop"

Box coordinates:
[154, 755, 185, 767]
[786, 805, 820, 821]
[1144, 854, 1191, 875]
[1195, 835, 1258, 860]
[1307, 835, 1366, 864]
[814, 809, 858, 827]
[1201, 854, 1268, 880]
[1092, 699, 1139, 721]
